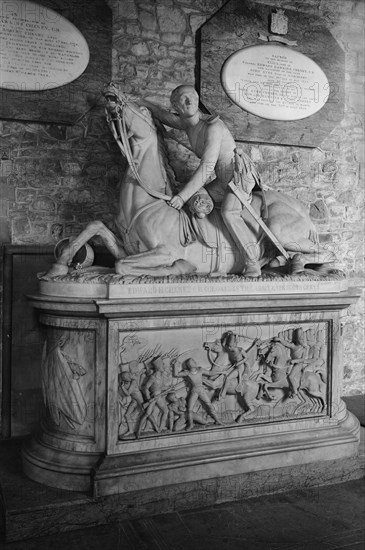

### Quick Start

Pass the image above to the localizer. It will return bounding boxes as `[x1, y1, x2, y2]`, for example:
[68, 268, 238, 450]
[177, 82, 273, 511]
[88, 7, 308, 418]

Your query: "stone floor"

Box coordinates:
[1, 396, 364, 549]
[1, 476, 364, 550]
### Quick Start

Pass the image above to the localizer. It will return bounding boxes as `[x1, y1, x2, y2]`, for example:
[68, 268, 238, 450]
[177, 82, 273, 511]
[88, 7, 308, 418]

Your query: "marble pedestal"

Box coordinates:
[24, 286, 361, 498]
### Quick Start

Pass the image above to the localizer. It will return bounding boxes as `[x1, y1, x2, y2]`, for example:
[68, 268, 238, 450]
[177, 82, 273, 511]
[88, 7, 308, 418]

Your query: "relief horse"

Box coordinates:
[262, 341, 326, 413]
[45, 83, 335, 278]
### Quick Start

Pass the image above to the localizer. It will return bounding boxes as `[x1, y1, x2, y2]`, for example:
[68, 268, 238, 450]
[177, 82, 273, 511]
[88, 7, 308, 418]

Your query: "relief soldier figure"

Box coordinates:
[118, 371, 144, 437]
[173, 358, 223, 430]
[137, 356, 171, 437]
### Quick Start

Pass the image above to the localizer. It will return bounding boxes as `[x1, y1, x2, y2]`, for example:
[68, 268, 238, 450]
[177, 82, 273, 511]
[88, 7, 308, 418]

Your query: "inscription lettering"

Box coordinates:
[221, 44, 329, 121]
[0, 0, 89, 90]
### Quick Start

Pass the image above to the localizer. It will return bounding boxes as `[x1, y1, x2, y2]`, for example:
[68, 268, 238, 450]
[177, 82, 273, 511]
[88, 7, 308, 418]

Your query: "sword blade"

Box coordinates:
[228, 182, 290, 260]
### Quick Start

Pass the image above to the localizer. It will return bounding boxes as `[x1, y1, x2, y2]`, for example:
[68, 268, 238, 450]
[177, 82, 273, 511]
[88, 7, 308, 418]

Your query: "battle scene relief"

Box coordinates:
[117, 323, 328, 440]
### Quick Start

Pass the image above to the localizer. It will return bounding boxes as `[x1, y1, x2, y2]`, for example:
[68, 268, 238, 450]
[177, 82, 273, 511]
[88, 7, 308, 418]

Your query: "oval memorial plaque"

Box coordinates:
[221, 44, 329, 121]
[0, 0, 89, 90]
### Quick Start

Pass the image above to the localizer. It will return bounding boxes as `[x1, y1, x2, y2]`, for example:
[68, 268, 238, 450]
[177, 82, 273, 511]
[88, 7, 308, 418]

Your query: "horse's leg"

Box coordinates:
[268, 214, 335, 269]
[219, 372, 237, 400]
[262, 379, 286, 400]
[304, 389, 326, 412]
[296, 389, 307, 408]
[46, 221, 125, 277]
[116, 247, 197, 276]
[305, 393, 317, 412]
[204, 374, 225, 390]
[305, 391, 319, 413]
[288, 366, 302, 398]
[236, 392, 260, 422]
[289, 252, 337, 276]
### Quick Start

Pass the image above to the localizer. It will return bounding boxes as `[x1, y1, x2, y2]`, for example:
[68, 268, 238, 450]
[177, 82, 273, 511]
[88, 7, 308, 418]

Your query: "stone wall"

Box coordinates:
[0, 0, 363, 394]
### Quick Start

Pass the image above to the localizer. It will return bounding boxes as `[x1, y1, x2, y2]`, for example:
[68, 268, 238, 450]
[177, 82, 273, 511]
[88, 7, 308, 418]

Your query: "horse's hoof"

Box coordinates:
[244, 268, 261, 278]
[289, 253, 306, 274]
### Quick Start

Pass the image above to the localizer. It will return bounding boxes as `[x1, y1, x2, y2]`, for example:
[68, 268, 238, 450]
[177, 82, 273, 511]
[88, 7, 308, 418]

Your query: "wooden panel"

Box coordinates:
[1, 246, 53, 437]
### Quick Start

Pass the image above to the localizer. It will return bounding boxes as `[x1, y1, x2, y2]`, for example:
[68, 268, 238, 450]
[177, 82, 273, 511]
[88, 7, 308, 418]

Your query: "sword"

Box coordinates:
[228, 180, 290, 261]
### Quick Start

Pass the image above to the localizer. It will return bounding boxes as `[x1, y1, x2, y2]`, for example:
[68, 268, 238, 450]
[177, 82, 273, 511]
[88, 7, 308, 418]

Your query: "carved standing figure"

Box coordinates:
[218, 331, 251, 399]
[118, 371, 144, 436]
[173, 358, 223, 430]
[273, 328, 309, 397]
[41, 333, 87, 429]
[137, 356, 170, 437]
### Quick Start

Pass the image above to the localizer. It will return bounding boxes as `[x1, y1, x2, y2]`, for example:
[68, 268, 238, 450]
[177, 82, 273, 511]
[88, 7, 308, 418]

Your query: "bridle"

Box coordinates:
[105, 94, 171, 202]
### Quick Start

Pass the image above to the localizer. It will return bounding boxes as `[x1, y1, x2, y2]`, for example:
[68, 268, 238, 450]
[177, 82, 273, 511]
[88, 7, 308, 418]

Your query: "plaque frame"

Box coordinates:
[199, 0, 345, 147]
[0, 0, 111, 124]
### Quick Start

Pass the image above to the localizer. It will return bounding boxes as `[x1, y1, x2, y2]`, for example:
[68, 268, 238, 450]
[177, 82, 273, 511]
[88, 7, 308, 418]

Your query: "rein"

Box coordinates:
[106, 101, 171, 202]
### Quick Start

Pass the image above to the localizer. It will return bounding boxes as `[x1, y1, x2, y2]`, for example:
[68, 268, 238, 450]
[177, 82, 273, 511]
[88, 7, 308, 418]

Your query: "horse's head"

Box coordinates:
[204, 339, 224, 353]
[265, 342, 286, 367]
[103, 82, 155, 140]
[103, 82, 173, 201]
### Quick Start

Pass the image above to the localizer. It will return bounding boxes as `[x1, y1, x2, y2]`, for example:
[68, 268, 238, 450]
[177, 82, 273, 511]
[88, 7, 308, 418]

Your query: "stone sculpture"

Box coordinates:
[44, 82, 337, 280]
[41, 333, 87, 429]
[116, 325, 328, 439]
[173, 358, 223, 430]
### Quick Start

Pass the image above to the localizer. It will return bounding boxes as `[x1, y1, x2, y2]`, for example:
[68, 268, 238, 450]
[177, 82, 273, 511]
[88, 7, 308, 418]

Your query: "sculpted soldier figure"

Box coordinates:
[139, 85, 262, 277]
[137, 356, 170, 437]
[47, 82, 334, 279]
[173, 358, 223, 430]
[118, 371, 144, 436]
[219, 331, 251, 400]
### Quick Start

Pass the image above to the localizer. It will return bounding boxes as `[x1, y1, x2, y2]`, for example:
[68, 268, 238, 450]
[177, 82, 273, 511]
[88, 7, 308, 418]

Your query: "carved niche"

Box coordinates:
[41, 326, 95, 435]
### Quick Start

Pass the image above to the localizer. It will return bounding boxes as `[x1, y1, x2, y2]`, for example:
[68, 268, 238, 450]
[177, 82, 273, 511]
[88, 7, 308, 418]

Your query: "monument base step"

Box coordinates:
[1, 433, 363, 543]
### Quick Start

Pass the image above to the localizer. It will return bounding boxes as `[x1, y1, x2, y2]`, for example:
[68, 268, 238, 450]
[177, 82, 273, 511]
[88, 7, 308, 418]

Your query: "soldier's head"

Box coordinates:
[185, 358, 198, 371]
[120, 371, 133, 382]
[151, 356, 165, 371]
[170, 85, 199, 117]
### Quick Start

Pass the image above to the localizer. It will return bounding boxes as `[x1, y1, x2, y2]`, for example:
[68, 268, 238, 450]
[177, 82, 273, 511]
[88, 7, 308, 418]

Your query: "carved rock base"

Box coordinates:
[25, 288, 361, 497]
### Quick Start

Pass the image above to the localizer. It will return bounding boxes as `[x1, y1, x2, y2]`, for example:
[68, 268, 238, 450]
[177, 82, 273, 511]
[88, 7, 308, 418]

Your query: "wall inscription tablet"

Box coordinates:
[221, 44, 329, 121]
[199, 0, 345, 147]
[0, 0, 89, 90]
[0, 0, 111, 124]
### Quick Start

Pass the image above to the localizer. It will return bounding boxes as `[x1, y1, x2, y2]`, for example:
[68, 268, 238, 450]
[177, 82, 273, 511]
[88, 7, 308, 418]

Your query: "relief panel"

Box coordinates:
[115, 321, 329, 441]
[41, 326, 96, 436]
